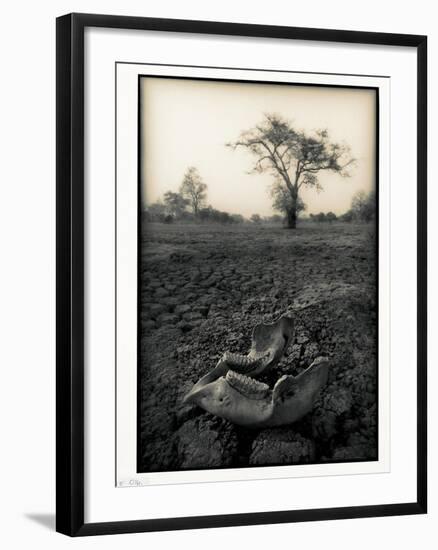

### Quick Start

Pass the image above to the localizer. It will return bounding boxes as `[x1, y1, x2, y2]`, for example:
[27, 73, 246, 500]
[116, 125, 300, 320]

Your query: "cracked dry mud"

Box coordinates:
[138, 222, 377, 472]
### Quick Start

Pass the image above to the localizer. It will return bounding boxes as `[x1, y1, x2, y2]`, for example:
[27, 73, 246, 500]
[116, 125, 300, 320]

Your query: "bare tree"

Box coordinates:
[180, 167, 207, 216]
[227, 114, 355, 228]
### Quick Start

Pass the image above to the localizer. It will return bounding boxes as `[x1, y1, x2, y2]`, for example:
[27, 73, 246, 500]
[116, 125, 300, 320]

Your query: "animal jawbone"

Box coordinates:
[185, 356, 330, 428]
[183, 313, 329, 427]
[184, 313, 295, 399]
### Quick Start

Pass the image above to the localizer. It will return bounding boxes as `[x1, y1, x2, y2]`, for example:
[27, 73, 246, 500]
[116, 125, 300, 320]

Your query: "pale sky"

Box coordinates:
[141, 77, 376, 217]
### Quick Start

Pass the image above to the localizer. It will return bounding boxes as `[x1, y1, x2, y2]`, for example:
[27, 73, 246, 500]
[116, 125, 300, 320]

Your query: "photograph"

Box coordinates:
[53, 10, 427, 537]
[137, 76, 378, 473]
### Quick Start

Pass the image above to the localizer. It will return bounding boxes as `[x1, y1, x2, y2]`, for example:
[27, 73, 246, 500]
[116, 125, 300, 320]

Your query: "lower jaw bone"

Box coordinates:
[186, 357, 329, 428]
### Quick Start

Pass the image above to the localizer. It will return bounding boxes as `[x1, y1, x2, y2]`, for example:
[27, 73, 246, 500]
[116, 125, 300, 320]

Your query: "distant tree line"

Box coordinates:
[307, 190, 376, 224]
[144, 166, 249, 225]
[246, 191, 375, 226]
[309, 211, 338, 223]
[144, 165, 375, 227]
[198, 207, 245, 224]
[340, 190, 376, 222]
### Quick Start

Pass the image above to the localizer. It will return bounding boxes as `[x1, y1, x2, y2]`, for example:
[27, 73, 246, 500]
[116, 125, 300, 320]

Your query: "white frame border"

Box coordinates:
[115, 63, 390, 487]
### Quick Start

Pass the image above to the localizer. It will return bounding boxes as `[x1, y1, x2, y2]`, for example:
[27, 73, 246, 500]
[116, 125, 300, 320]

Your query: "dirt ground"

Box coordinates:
[138, 221, 378, 472]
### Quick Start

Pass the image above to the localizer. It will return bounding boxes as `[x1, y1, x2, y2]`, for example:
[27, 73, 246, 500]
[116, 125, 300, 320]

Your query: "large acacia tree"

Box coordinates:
[227, 114, 355, 228]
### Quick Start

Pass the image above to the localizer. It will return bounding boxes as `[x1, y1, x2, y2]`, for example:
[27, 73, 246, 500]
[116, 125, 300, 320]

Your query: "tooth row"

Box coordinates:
[223, 351, 270, 372]
[225, 370, 270, 399]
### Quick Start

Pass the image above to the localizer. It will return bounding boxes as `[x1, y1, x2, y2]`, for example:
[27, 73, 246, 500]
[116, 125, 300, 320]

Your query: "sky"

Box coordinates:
[140, 77, 376, 218]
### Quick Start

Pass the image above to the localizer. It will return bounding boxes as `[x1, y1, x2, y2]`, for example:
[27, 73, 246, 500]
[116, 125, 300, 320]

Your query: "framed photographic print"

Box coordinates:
[56, 13, 427, 536]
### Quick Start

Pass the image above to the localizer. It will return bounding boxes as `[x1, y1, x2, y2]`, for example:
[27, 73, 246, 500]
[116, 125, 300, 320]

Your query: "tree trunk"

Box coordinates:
[286, 207, 297, 229]
[283, 182, 299, 229]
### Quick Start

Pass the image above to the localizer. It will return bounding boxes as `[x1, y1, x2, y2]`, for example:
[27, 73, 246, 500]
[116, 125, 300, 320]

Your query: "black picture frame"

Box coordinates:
[56, 12, 427, 536]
